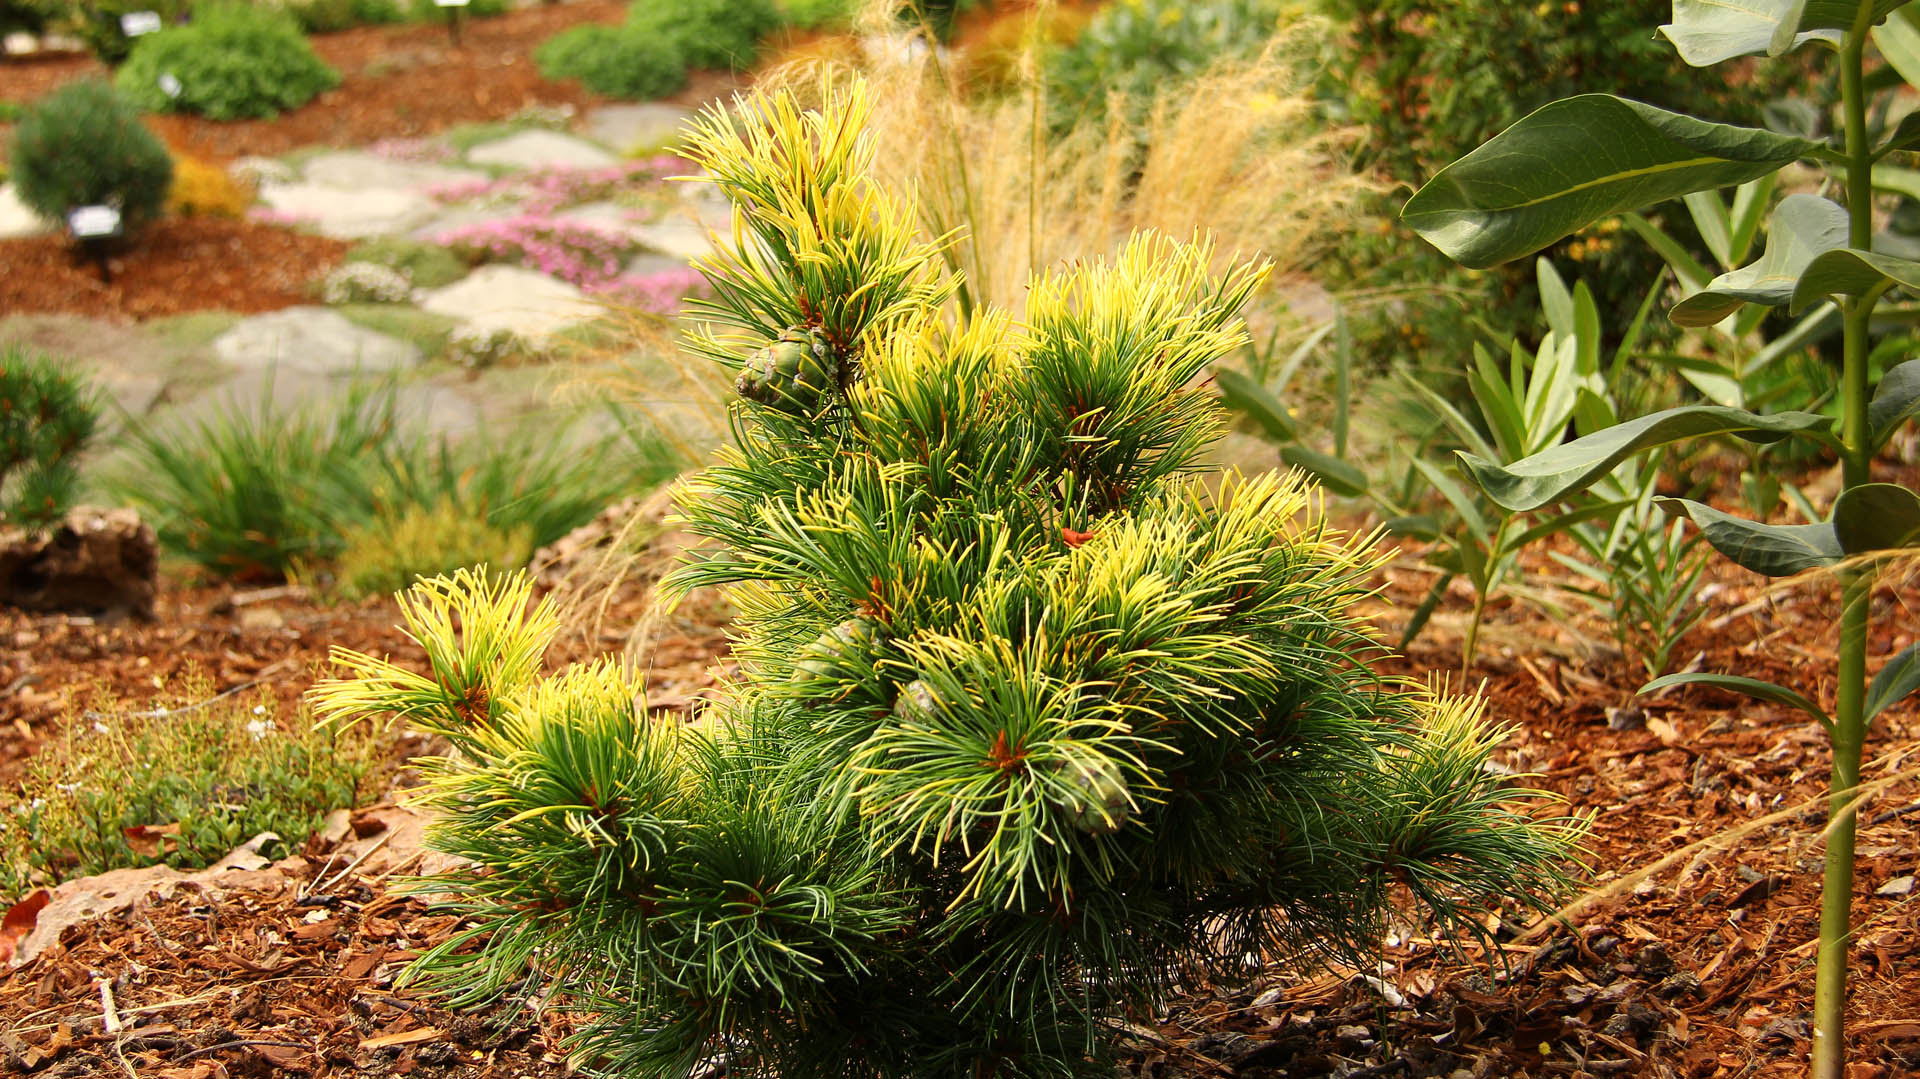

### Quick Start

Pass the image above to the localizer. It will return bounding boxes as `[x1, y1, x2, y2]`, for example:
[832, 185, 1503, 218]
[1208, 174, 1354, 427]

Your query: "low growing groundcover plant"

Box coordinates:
[314, 81, 1582, 1079]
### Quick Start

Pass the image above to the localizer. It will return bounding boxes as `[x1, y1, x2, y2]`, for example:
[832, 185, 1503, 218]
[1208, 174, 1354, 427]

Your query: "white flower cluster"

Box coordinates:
[320, 261, 415, 305]
[447, 326, 528, 369]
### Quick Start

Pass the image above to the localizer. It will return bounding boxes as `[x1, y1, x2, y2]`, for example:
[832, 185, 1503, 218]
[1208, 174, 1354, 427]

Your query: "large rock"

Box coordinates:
[0, 506, 157, 618]
[629, 219, 715, 261]
[419, 264, 600, 344]
[299, 150, 485, 191]
[255, 181, 437, 239]
[580, 103, 696, 153]
[0, 183, 48, 239]
[213, 307, 420, 375]
[466, 130, 617, 171]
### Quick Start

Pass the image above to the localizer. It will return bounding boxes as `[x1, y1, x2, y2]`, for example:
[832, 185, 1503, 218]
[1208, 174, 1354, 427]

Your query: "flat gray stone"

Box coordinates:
[466, 130, 617, 171]
[256, 181, 438, 240]
[623, 252, 690, 277]
[300, 150, 486, 192]
[580, 103, 696, 153]
[556, 200, 650, 240]
[213, 307, 420, 375]
[419, 265, 600, 344]
[0, 184, 49, 239]
[629, 219, 715, 261]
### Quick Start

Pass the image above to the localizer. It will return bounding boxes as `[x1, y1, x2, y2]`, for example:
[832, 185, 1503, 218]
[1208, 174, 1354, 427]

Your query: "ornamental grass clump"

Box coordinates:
[313, 81, 1581, 1079]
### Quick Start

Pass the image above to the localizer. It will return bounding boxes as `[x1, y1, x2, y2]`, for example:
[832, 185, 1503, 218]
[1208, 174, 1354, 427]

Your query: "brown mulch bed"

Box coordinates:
[1, 545, 1916, 1078]
[0, 218, 350, 321]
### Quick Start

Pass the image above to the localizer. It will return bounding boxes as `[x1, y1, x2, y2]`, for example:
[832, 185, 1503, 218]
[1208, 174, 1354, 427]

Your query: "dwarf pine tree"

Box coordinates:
[313, 81, 1581, 1079]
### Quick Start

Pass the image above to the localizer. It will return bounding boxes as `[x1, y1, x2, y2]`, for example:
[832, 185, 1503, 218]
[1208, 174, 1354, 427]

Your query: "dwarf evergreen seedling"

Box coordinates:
[0, 347, 101, 529]
[314, 82, 1580, 1079]
[9, 81, 172, 233]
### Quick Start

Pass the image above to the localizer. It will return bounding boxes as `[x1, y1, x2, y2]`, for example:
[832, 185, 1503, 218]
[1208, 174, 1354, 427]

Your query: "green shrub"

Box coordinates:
[406, 0, 507, 19]
[0, 347, 101, 529]
[0, 0, 54, 36]
[534, 23, 689, 100]
[629, 0, 779, 71]
[779, 0, 854, 31]
[332, 497, 535, 600]
[115, 5, 341, 120]
[66, 0, 190, 65]
[0, 678, 377, 901]
[1045, 0, 1279, 132]
[286, 0, 403, 34]
[108, 380, 679, 582]
[7, 81, 173, 232]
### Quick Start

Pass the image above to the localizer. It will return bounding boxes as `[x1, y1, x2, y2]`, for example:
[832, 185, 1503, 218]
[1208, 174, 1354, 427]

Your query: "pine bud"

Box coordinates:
[892, 679, 940, 724]
[790, 617, 877, 690]
[1050, 756, 1131, 835]
[736, 326, 837, 415]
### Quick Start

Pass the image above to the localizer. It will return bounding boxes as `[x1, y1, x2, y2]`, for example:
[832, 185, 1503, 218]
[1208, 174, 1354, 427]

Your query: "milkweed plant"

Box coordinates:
[312, 80, 1582, 1079]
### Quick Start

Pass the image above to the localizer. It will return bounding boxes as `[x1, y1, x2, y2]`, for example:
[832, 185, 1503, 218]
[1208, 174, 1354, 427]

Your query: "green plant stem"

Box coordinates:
[1812, 22, 1878, 1077]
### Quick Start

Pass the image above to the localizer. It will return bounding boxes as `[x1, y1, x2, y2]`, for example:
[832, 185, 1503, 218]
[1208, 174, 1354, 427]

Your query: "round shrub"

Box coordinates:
[8, 80, 174, 232]
[166, 153, 254, 217]
[115, 5, 341, 120]
[535, 24, 688, 101]
[628, 0, 779, 71]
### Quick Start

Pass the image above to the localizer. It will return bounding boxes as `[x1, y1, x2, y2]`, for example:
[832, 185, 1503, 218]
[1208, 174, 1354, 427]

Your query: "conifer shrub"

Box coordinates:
[628, 0, 779, 71]
[535, 23, 689, 101]
[313, 82, 1581, 1079]
[0, 347, 101, 529]
[115, 5, 340, 121]
[8, 80, 173, 232]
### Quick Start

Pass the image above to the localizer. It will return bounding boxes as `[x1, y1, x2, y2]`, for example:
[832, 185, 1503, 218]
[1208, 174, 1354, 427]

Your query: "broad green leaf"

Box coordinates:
[1214, 367, 1295, 442]
[1790, 248, 1920, 312]
[1641, 672, 1833, 731]
[1832, 482, 1920, 552]
[1404, 96, 1816, 269]
[1870, 358, 1920, 443]
[1866, 642, 1920, 721]
[1661, 0, 1905, 66]
[1658, 497, 1844, 575]
[1457, 405, 1830, 511]
[1873, 4, 1920, 88]
[1279, 446, 1368, 498]
[1670, 195, 1849, 326]
[1876, 111, 1920, 157]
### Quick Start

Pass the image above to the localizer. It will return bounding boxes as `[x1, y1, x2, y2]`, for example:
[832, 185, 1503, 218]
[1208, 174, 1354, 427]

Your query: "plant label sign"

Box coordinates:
[434, 0, 470, 7]
[157, 72, 182, 98]
[119, 10, 163, 35]
[67, 205, 122, 239]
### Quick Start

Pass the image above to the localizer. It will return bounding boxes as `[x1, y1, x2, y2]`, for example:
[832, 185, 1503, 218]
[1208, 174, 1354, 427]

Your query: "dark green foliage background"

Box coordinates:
[535, 23, 689, 100]
[0, 347, 101, 528]
[629, 0, 781, 72]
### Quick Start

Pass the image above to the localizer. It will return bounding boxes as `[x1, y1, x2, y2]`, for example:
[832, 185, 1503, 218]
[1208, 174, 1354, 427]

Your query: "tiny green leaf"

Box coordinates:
[1790, 248, 1920, 313]
[1832, 482, 1920, 553]
[1870, 358, 1920, 444]
[1865, 642, 1920, 722]
[1279, 446, 1369, 498]
[1661, 0, 1904, 66]
[1659, 497, 1844, 575]
[1403, 96, 1815, 269]
[1456, 406, 1829, 512]
[1214, 368, 1295, 442]
[1641, 672, 1833, 731]
[1670, 195, 1849, 326]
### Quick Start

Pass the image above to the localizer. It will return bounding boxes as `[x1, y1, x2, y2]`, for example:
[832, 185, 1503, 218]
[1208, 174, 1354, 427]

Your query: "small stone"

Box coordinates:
[1334, 1024, 1372, 1044]
[213, 308, 420, 375]
[1876, 875, 1914, 896]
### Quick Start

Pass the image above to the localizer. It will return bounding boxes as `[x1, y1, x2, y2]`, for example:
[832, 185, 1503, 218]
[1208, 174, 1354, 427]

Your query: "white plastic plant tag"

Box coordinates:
[434, 0, 470, 8]
[68, 205, 122, 238]
[120, 10, 163, 35]
[158, 71, 182, 98]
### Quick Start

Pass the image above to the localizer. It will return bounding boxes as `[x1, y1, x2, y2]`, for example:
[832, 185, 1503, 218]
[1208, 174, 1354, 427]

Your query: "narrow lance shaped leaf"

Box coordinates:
[1870, 358, 1920, 445]
[1661, 0, 1905, 67]
[1831, 483, 1920, 553]
[1642, 672, 1833, 733]
[1279, 446, 1369, 498]
[1865, 642, 1920, 723]
[1456, 405, 1830, 512]
[1790, 248, 1920, 313]
[1213, 367, 1295, 442]
[1657, 497, 1844, 576]
[1872, 4, 1920, 89]
[1404, 96, 1816, 269]
[1670, 195, 1849, 326]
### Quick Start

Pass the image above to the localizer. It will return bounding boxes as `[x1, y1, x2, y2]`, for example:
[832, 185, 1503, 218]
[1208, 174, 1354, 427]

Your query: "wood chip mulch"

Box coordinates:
[0, 218, 350, 321]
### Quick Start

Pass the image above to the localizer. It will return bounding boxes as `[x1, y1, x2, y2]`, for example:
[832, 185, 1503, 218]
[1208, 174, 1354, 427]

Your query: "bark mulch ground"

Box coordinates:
[0, 549, 1915, 1078]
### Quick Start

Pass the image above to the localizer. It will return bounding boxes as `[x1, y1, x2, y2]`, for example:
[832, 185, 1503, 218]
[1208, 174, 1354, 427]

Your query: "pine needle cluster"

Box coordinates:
[313, 80, 1582, 1079]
